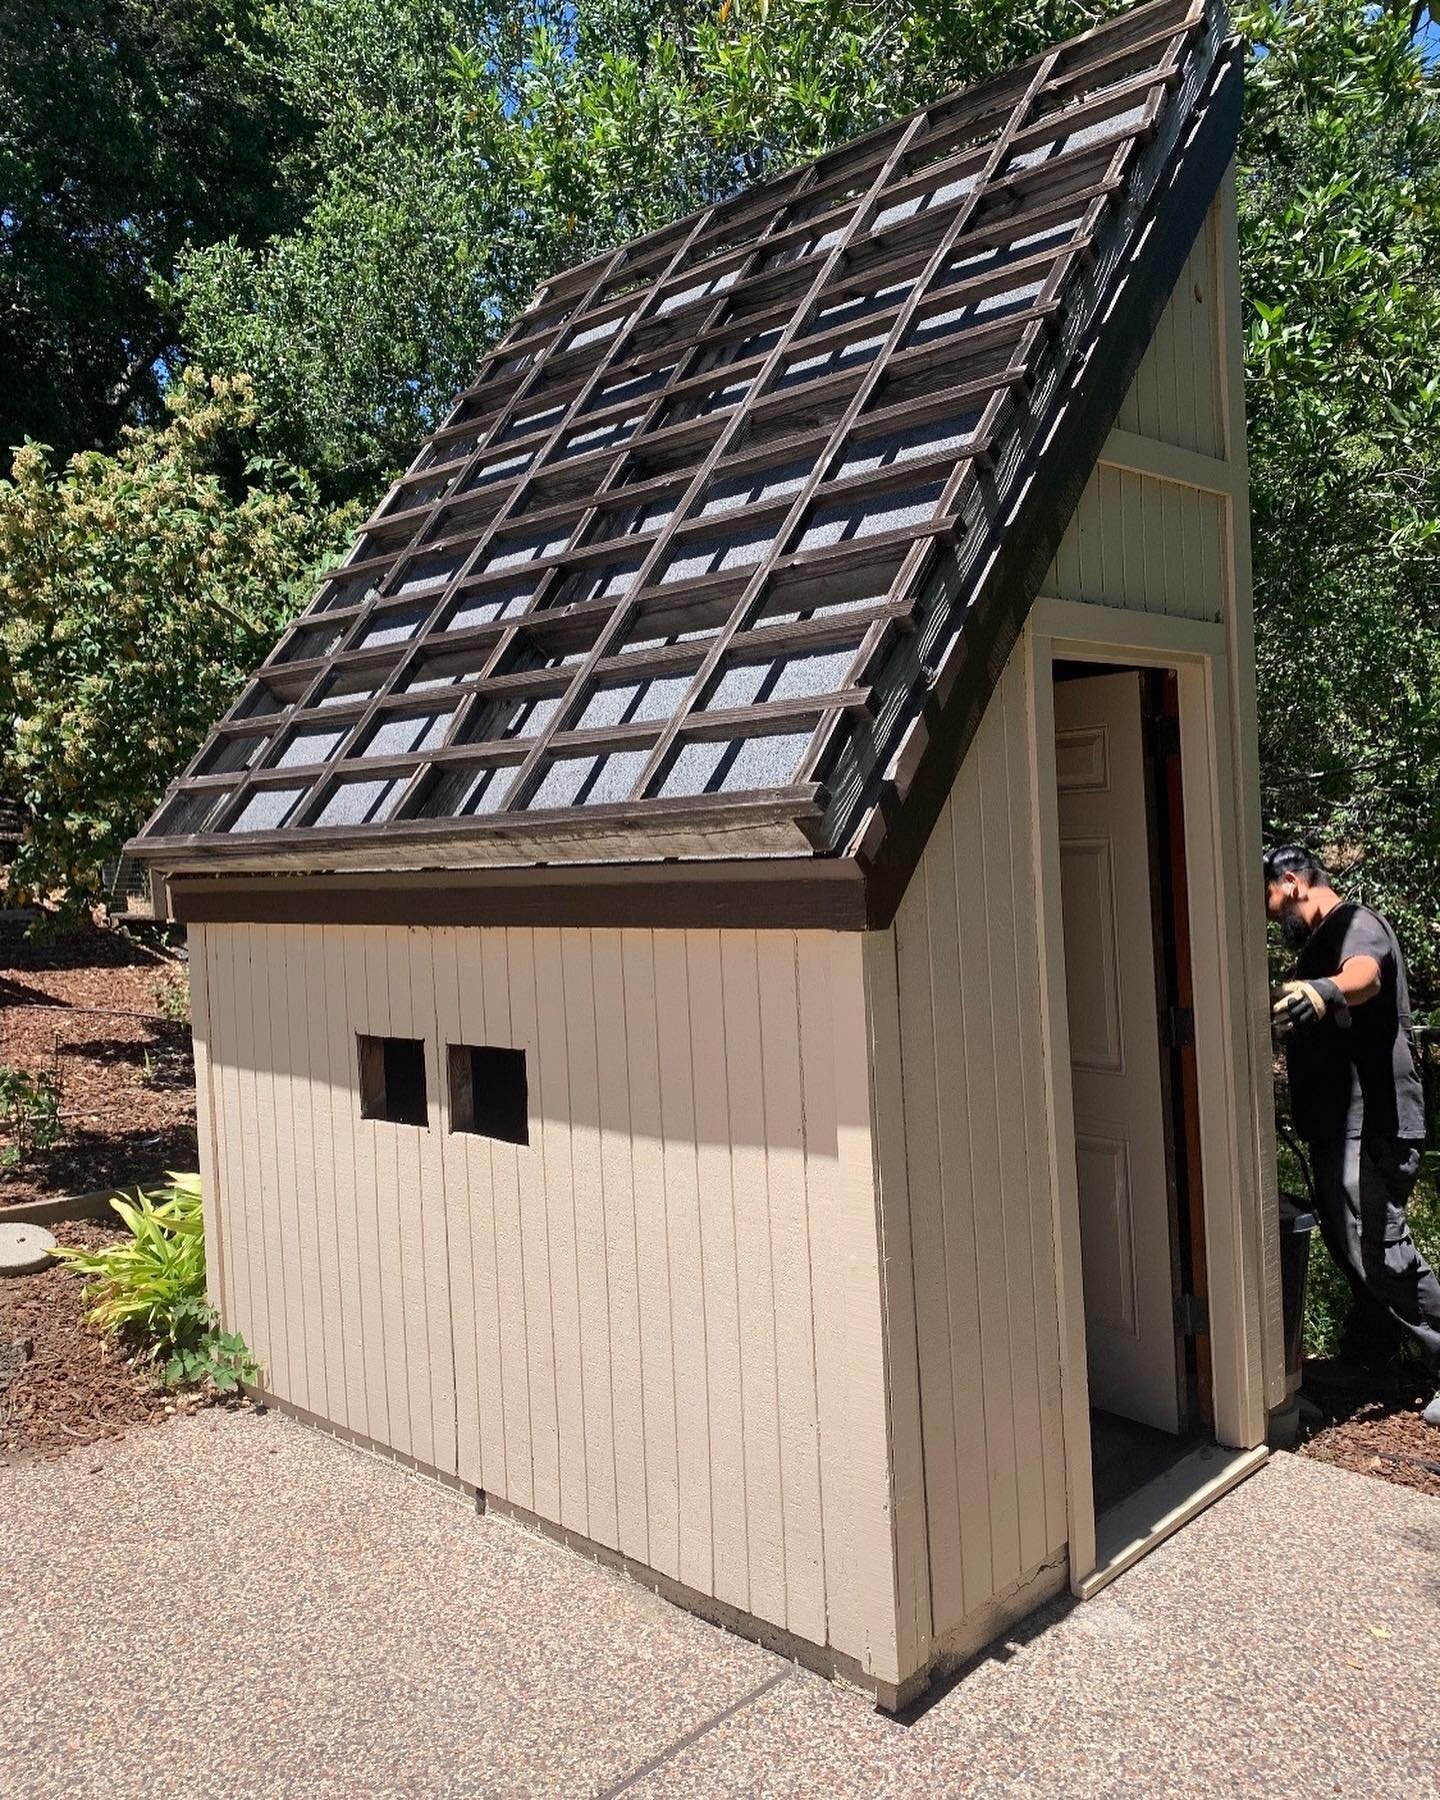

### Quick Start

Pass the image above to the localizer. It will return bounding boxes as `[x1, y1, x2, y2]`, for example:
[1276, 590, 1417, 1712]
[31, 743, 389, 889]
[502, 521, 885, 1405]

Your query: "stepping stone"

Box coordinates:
[0, 1221, 58, 1276]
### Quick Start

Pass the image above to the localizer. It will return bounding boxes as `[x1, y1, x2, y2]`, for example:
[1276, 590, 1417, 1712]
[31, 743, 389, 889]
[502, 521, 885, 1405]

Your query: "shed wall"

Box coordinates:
[868, 648, 1068, 1655]
[190, 920, 911, 1686]
[1046, 197, 1227, 623]
[1114, 221, 1224, 457]
[865, 187, 1278, 1649]
[1050, 184, 1282, 1421]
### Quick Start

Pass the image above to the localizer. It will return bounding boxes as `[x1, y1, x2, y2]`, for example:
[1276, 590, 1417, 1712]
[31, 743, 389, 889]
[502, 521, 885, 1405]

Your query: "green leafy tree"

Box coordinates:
[176, 0, 1116, 503]
[0, 371, 352, 911]
[173, 0, 513, 503]
[12, 0, 1440, 976]
[0, 1, 310, 463]
[1237, 0, 1440, 992]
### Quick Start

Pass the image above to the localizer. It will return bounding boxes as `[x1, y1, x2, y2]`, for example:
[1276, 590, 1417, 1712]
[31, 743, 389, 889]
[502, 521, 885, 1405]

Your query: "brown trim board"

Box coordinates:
[169, 858, 871, 931]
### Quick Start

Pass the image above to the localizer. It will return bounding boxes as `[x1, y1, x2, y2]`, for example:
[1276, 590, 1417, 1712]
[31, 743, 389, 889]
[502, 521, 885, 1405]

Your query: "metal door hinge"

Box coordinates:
[1175, 1292, 1209, 1336]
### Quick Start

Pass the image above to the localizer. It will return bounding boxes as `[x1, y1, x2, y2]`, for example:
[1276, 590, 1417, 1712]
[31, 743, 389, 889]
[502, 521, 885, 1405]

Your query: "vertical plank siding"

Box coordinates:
[1046, 468, 1226, 621]
[1047, 201, 1227, 622]
[193, 919, 905, 1685]
[878, 651, 1069, 1653]
[1114, 219, 1223, 457]
[860, 190, 1265, 1647]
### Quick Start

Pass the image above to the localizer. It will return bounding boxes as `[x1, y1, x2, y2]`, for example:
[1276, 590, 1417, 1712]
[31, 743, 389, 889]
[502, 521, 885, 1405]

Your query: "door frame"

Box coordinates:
[1024, 597, 1274, 1591]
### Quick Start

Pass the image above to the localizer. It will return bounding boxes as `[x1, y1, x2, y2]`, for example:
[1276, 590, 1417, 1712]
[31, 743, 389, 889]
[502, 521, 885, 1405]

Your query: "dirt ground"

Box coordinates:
[1296, 1366, 1440, 1497]
[0, 1218, 171, 1457]
[0, 925, 197, 1205]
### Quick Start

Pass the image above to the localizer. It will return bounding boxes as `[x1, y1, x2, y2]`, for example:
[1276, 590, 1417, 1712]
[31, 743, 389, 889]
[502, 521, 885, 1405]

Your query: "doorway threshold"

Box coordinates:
[1077, 1443, 1268, 1599]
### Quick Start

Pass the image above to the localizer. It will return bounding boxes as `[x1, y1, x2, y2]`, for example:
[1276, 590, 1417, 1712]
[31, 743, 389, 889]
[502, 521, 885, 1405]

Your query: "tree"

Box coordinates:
[1237, 1, 1440, 990]
[175, 0, 1116, 504]
[0, 372, 352, 911]
[12, 0, 1440, 978]
[0, 1, 309, 462]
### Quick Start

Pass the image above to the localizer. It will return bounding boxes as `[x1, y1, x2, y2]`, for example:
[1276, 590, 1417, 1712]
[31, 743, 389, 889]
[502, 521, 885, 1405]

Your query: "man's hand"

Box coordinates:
[1272, 977, 1349, 1034]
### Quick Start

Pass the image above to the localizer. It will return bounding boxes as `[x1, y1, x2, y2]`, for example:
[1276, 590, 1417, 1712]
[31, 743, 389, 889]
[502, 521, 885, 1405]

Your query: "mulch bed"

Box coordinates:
[1296, 1365, 1440, 1498]
[0, 926, 197, 1206]
[0, 1219, 173, 1458]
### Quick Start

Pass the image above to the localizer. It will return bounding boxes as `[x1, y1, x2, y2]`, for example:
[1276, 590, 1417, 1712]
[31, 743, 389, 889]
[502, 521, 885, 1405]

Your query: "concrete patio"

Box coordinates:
[4, 1409, 1437, 1797]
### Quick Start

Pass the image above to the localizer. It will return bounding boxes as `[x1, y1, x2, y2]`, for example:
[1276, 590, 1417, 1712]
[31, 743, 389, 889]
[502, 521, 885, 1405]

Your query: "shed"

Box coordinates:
[132, 0, 1281, 1709]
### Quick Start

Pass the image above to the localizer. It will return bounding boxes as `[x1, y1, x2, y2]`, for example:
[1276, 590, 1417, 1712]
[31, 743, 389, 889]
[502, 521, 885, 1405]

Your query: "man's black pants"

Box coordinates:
[1308, 1134, 1440, 1377]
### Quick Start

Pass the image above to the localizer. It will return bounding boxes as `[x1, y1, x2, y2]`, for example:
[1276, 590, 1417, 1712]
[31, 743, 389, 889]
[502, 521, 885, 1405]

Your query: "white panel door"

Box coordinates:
[1054, 672, 1180, 1433]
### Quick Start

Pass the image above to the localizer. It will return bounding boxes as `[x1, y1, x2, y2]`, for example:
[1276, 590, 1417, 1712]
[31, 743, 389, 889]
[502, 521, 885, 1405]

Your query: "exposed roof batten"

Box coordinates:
[132, 0, 1242, 921]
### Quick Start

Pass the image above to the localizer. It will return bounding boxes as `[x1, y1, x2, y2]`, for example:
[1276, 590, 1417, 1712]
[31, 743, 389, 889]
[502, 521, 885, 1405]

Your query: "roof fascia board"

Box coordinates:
[168, 858, 870, 932]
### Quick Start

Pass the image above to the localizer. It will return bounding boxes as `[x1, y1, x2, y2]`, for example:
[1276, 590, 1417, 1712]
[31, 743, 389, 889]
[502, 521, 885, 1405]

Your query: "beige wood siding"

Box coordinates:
[1046, 467, 1226, 622]
[1045, 200, 1229, 622]
[1114, 222, 1223, 457]
[190, 919, 913, 1688]
[869, 648, 1068, 1654]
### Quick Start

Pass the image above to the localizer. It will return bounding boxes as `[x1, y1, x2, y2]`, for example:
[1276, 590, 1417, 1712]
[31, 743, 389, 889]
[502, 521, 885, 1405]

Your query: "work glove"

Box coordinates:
[1271, 977, 1349, 1035]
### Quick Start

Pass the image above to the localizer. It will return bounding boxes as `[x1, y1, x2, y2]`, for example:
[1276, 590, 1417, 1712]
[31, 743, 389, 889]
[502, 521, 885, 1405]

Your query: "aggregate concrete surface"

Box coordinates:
[3, 1409, 1437, 1798]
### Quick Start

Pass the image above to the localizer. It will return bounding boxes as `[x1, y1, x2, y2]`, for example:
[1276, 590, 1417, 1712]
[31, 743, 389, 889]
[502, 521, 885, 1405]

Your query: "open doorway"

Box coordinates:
[1052, 662, 1214, 1519]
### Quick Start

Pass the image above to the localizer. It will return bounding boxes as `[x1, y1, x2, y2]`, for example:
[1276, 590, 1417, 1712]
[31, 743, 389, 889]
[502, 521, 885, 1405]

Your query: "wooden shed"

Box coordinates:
[132, 0, 1282, 1709]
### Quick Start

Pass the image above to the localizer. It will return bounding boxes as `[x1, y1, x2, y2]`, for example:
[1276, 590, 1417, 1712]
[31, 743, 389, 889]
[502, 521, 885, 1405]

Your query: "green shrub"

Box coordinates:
[0, 1064, 62, 1167]
[50, 1173, 258, 1392]
[151, 966, 191, 1023]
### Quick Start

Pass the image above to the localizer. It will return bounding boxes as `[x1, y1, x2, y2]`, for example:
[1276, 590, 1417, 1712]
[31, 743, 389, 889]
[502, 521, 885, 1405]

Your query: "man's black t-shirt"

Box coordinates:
[1287, 901, 1425, 1143]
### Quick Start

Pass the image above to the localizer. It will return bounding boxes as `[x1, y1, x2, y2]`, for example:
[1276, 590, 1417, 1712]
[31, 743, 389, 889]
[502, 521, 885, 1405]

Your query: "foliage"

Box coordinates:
[175, 0, 1120, 504]
[0, 370, 353, 912]
[1237, 0, 1440, 993]
[48, 1173, 259, 1391]
[0, 1065, 62, 1168]
[0, 0, 311, 464]
[152, 965, 192, 1024]
[173, 0, 501, 501]
[10, 0, 1440, 975]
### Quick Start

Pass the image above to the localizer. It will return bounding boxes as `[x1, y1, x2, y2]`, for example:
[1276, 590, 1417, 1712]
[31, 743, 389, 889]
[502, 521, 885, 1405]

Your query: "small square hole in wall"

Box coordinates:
[448, 1044, 529, 1145]
[357, 1034, 429, 1127]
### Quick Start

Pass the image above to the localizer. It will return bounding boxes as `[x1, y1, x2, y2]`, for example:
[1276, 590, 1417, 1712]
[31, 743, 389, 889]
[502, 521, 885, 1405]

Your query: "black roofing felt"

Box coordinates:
[133, 0, 1242, 910]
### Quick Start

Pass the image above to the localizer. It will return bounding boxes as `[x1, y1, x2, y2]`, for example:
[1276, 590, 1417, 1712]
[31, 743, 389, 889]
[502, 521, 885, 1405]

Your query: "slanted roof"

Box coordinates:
[133, 0, 1241, 930]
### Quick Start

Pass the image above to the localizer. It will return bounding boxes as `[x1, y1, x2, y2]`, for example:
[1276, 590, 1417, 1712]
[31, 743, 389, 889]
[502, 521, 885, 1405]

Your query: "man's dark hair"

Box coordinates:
[1262, 843, 1332, 888]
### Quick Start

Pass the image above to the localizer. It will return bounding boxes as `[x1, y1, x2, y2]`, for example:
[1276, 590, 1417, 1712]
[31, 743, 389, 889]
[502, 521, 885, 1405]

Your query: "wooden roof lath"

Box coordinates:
[132, 0, 1243, 929]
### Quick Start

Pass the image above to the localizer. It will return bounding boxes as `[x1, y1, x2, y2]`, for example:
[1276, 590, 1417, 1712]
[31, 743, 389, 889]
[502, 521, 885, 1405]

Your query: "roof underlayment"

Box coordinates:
[133, 0, 1243, 926]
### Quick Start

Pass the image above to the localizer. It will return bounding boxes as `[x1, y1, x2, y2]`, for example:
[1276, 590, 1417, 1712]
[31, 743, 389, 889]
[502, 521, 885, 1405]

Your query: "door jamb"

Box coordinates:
[1024, 598, 1269, 1594]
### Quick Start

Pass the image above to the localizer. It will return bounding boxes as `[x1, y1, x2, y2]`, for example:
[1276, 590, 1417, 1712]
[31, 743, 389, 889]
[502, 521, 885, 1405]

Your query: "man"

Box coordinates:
[1265, 845, 1440, 1427]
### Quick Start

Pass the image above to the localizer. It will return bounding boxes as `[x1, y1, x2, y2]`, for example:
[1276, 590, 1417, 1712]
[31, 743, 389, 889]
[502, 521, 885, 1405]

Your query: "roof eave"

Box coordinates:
[163, 854, 871, 932]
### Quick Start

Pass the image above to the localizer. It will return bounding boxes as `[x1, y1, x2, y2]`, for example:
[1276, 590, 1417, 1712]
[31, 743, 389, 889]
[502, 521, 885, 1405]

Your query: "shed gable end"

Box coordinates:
[1044, 201, 1236, 624]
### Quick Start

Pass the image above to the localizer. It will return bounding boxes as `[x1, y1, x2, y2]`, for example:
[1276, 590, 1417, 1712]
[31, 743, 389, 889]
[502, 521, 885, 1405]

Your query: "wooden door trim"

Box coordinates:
[1025, 600, 1269, 1594]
